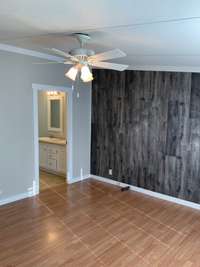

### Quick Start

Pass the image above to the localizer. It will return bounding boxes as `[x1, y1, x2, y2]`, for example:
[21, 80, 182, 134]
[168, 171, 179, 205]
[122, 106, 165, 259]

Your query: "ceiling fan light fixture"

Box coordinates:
[81, 65, 93, 82]
[65, 66, 78, 81]
[45, 34, 128, 82]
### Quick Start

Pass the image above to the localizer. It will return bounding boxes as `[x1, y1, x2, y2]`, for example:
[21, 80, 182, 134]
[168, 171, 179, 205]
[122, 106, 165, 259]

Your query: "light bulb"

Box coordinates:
[81, 65, 93, 82]
[65, 66, 78, 81]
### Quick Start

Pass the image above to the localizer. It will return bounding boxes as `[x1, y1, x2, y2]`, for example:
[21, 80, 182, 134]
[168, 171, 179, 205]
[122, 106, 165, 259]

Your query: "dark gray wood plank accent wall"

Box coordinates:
[91, 70, 200, 204]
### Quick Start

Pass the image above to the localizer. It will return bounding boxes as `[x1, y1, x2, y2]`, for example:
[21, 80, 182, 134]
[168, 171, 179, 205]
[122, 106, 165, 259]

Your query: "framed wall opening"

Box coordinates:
[32, 83, 73, 195]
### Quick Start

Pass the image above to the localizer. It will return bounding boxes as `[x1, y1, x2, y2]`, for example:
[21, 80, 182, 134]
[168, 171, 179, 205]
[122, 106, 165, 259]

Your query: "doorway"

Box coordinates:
[32, 83, 73, 195]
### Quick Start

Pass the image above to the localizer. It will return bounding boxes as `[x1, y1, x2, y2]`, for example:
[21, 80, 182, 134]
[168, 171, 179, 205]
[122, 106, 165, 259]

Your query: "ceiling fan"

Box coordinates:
[37, 33, 128, 82]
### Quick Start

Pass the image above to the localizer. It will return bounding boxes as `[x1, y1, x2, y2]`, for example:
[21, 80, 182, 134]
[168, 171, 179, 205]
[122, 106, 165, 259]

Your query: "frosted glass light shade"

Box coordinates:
[81, 65, 93, 82]
[65, 67, 78, 81]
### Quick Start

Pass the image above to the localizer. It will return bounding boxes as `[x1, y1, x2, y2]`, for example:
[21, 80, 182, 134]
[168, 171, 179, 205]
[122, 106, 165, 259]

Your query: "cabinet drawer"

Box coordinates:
[48, 146, 58, 155]
[48, 153, 57, 160]
[47, 158, 57, 170]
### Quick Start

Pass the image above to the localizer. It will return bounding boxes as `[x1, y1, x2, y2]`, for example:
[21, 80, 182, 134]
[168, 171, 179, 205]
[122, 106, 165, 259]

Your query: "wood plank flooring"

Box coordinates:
[1, 173, 200, 266]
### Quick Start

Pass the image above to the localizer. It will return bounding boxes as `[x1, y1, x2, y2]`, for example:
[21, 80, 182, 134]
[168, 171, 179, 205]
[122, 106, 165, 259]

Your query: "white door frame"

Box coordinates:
[32, 83, 73, 195]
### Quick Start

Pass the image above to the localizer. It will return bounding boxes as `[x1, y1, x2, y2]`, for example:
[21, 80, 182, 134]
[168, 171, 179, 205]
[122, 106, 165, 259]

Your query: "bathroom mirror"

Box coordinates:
[47, 95, 63, 132]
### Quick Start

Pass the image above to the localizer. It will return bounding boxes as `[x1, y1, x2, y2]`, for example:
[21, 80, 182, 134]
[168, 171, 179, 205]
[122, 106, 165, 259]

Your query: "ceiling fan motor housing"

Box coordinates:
[69, 48, 95, 57]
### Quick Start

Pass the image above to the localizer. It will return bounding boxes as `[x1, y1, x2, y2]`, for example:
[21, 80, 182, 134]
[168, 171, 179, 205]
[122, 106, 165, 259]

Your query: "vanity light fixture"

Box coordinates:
[47, 91, 59, 96]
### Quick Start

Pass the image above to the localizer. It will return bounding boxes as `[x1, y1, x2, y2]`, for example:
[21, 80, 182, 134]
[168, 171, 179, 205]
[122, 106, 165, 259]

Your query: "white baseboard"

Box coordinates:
[91, 175, 200, 211]
[0, 190, 34, 206]
[67, 174, 90, 184]
[3, 175, 199, 211]
[0, 175, 90, 206]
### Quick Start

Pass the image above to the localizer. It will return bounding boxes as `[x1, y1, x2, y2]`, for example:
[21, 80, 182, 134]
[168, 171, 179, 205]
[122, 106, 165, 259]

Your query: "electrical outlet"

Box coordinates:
[109, 169, 112, 175]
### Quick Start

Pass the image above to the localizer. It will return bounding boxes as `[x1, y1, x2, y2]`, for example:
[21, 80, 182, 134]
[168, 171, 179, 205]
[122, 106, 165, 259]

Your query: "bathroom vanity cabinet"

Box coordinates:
[39, 138, 66, 176]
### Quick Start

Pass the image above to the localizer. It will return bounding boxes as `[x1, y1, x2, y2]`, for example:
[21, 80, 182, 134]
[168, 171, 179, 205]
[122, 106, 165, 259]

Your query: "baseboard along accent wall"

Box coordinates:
[91, 175, 200, 211]
[91, 69, 200, 204]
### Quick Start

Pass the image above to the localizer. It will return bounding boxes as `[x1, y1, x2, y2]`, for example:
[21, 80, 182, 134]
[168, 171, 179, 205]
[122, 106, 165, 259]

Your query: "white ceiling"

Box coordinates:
[1, 0, 200, 70]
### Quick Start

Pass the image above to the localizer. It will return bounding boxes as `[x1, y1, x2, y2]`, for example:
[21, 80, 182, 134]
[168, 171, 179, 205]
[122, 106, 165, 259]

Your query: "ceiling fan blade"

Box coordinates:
[63, 61, 73, 65]
[90, 61, 128, 71]
[49, 48, 71, 58]
[33, 61, 64, 65]
[88, 49, 126, 62]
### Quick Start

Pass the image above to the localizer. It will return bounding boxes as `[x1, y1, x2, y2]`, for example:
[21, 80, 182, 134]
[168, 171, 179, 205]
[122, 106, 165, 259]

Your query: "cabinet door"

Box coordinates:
[57, 147, 66, 174]
[39, 144, 48, 168]
[47, 158, 57, 171]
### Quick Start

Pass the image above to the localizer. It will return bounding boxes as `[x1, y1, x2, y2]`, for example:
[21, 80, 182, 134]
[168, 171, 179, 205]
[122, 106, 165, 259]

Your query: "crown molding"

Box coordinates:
[0, 43, 63, 61]
[1, 43, 200, 73]
[128, 65, 200, 73]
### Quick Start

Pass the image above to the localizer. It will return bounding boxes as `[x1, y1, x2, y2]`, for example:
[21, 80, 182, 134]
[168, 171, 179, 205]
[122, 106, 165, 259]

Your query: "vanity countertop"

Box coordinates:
[39, 137, 66, 145]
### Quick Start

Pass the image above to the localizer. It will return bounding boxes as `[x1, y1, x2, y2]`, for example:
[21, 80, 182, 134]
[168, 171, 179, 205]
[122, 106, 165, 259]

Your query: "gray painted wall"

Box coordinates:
[0, 50, 91, 202]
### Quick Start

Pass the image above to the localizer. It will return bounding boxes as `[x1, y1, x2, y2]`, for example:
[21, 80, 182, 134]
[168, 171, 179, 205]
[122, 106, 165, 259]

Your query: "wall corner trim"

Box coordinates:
[67, 174, 90, 184]
[0, 190, 34, 206]
[90, 175, 200, 211]
[0, 43, 63, 61]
